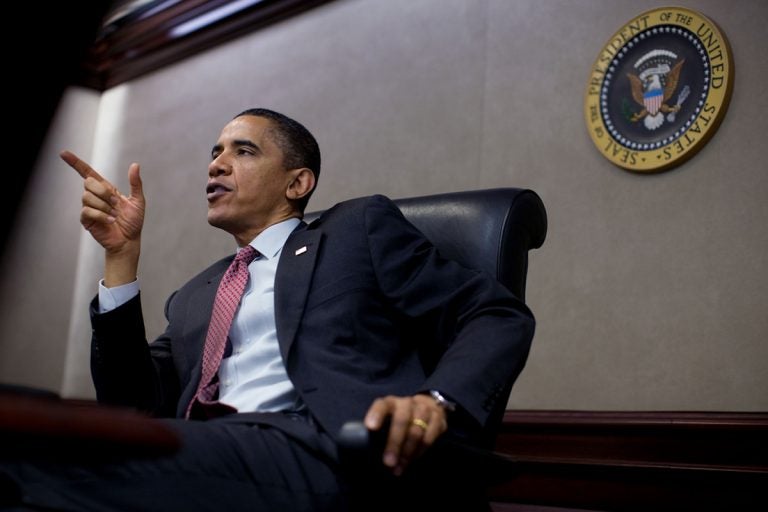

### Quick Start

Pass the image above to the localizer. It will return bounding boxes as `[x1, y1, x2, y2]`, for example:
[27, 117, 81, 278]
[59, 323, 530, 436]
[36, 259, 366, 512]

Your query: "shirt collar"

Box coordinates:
[244, 217, 301, 260]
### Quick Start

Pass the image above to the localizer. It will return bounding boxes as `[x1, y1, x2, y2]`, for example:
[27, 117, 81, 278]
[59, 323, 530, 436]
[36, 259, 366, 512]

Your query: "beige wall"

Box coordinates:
[1, 0, 766, 411]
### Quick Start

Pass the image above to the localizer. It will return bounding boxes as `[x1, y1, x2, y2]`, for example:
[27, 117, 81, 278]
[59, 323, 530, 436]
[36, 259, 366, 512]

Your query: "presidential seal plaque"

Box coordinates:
[585, 7, 733, 172]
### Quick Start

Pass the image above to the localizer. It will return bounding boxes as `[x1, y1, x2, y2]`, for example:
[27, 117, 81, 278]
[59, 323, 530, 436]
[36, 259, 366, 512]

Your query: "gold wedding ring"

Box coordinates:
[411, 418, 429, 431]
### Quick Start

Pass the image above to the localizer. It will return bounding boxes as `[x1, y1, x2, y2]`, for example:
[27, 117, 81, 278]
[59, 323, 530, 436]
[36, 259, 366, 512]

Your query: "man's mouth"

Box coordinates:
[206, 183, 231, 202]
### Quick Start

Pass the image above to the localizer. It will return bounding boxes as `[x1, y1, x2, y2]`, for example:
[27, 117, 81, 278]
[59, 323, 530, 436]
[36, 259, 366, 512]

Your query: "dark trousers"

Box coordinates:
[1, 413, 345, 512]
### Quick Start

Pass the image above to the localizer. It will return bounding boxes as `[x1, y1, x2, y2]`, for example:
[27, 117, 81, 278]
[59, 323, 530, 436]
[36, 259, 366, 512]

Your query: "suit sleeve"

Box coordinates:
[363, 195, 535, 430]
[90, 293, 179, 416]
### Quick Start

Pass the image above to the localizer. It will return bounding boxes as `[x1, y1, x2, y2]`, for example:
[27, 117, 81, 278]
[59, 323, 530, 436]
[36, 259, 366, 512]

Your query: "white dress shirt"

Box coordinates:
[98, 217, 303, 414]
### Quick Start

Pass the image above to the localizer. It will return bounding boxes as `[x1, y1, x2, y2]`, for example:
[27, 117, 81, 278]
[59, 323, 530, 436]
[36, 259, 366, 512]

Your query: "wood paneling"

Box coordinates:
[490, 410, 768, 511]
[75, 0, 335, 91]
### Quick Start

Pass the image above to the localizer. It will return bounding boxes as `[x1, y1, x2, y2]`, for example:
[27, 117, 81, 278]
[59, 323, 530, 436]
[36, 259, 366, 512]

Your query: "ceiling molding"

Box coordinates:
[76, 0, 335, 91]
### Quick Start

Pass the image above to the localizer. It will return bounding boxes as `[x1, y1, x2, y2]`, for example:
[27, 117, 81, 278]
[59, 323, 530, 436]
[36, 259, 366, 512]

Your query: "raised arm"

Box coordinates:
[60, 150, 145, 286]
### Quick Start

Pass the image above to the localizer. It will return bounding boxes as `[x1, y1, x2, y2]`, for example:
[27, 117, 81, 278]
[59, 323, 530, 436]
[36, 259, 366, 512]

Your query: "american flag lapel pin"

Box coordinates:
[295, 246, 308, 256]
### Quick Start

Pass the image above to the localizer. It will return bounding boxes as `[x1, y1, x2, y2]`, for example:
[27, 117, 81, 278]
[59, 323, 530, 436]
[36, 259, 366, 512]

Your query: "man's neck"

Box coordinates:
[232, 212, 302, 248]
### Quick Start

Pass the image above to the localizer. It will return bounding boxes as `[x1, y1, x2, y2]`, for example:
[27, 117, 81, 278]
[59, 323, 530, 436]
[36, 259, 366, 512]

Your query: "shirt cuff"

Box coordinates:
[98, 278, 139, 313]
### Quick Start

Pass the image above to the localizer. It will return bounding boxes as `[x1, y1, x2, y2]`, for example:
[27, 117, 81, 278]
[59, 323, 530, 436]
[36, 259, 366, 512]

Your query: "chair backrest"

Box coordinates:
[310, 188, 547, 442]
[388, 188, 546, 301]
[308, 188, 547, 300]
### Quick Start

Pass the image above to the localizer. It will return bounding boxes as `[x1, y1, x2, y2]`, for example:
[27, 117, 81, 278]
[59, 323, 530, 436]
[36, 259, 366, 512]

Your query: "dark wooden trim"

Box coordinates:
[76, 0, 336, 91]
[0, 391, 181, 459]
[490, 410, 768, 511]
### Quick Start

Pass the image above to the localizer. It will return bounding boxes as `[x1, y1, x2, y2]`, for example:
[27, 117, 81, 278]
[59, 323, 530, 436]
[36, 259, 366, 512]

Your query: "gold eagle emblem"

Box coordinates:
[626, 59, 685, 130]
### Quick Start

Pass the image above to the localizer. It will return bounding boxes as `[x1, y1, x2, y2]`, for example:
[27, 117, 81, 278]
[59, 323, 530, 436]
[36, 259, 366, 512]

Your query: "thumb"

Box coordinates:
[127, 163, 144, 202]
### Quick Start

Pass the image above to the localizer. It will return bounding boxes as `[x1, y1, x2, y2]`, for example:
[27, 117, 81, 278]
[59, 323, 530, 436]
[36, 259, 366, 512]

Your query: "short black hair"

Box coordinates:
[235, 108, 320, 211]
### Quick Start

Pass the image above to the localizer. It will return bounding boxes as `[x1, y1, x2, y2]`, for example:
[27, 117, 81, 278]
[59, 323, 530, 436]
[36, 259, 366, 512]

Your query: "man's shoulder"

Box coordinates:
[328, 194, 396, 214]
[307, 194, 397, 225]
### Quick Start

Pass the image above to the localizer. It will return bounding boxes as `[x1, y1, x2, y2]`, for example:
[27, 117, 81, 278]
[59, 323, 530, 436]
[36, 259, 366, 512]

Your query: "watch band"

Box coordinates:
[429, 389, 457, 413]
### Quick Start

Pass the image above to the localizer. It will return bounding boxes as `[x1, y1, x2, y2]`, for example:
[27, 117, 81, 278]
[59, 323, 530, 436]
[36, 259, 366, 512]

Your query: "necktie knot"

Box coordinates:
[235, 245, 259, 265]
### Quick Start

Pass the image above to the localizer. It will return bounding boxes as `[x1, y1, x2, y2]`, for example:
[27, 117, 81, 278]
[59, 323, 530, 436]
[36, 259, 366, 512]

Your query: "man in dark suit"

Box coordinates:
[3, 108, 534, 510]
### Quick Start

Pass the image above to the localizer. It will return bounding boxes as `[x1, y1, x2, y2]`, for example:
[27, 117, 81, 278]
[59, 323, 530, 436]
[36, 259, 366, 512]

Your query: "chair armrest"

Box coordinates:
[337, 420, 518, 485]
[337, 420, 389, 471]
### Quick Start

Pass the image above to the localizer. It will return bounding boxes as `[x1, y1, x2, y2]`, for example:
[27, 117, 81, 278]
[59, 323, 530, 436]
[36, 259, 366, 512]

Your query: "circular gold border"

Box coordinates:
[584, 7, 734, 173]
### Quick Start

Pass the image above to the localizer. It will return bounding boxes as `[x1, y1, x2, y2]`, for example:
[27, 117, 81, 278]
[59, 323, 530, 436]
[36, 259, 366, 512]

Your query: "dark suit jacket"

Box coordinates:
[90, 195, 535, 442]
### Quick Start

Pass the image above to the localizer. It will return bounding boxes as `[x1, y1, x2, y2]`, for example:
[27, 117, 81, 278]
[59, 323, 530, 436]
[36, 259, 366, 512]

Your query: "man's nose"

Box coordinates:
[208, 155, 231, 177]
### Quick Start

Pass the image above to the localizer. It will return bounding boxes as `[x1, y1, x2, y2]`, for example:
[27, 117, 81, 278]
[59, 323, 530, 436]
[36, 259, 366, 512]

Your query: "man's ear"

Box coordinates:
[286, 168, 316, 202]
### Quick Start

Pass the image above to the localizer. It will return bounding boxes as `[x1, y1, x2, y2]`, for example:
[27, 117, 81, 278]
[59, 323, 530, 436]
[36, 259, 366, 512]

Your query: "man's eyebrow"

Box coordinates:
[210, 140, 261, 158]
[234, 139, 260, 151]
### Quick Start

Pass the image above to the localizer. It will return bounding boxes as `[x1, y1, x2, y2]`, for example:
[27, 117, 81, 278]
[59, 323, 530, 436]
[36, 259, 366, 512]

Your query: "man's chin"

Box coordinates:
[207, 212, 226, 229]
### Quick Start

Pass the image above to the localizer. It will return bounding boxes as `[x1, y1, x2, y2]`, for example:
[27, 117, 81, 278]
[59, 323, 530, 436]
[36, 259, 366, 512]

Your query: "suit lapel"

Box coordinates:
[275, 227, 323, 362]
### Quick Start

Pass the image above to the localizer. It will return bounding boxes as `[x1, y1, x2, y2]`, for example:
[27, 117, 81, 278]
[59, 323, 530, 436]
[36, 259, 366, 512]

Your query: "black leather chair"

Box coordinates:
[322, 188, 548, 511]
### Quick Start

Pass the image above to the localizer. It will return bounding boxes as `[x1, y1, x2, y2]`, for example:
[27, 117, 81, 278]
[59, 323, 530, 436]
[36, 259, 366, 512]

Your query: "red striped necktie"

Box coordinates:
[186, 245, 258, 419]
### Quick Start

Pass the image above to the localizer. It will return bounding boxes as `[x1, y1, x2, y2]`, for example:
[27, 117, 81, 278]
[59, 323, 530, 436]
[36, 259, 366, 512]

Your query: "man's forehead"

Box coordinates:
[220, 115, 272, 139]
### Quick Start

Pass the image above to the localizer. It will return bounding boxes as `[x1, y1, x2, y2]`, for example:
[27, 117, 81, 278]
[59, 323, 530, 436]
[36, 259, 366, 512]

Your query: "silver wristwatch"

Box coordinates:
[429, 389, 457, 413]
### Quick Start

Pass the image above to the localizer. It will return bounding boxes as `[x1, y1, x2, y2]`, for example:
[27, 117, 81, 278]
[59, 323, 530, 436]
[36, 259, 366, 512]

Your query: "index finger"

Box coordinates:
[365, 395, 402, 431]
[60, 150, 106, 181]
